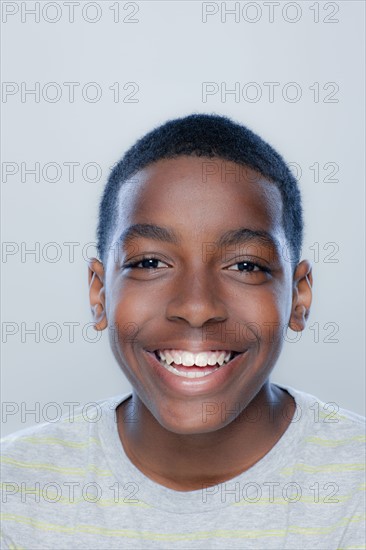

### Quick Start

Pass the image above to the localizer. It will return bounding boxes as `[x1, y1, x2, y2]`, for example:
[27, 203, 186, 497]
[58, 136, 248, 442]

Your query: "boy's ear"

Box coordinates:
[88, 258, 107, 331]
[288, 260, 313, 332]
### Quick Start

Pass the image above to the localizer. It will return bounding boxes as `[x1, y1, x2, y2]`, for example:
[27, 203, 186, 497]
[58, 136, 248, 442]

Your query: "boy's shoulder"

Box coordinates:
[278, 383, 366, 458]
[281, 383, 365, 427]
[0, 392, 132, 458]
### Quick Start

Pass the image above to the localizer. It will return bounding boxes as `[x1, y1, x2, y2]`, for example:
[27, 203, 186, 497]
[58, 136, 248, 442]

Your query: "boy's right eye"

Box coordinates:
[124, 257, 168, 270]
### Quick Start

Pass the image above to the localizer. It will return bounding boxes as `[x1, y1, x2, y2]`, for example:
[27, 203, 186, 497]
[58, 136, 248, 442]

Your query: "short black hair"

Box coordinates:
[97, 113, 303, 267]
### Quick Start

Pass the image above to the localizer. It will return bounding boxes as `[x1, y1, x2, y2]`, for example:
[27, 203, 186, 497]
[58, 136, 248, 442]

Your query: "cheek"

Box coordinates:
[113, 292, 154, 321]
[107, 283, 161, 351]
[227, 285, 291, 346]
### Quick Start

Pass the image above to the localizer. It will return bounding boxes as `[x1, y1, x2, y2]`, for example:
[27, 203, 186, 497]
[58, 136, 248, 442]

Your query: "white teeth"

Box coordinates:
[181, 351, 195, 366]
[164, 350, 174, 365]
[158, 358, 220, 378]
[217, 352, 226, 366]
[207, 353, 217, 366]
[196, 352, 210, 367]
[156, 349, 234, 368]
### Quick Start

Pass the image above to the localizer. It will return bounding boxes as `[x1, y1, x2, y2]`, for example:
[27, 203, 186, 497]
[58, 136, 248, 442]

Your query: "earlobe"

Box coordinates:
[88, 258, 108, 331]
[288, 260, 313, 332]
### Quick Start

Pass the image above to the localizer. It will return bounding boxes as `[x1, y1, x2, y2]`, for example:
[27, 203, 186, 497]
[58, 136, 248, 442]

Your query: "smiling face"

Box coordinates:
[89, 155, 312, 435]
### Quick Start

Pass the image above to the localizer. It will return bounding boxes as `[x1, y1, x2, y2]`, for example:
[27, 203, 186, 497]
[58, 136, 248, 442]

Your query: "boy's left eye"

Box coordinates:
[227, 261, 265, 273]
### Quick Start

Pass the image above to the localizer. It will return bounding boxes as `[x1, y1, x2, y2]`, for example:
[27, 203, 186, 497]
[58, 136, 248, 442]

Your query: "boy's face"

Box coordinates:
[89, 156, 312, 434]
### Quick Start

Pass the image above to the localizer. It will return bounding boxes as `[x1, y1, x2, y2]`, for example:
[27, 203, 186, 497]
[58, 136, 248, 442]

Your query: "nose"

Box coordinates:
[165, 268, 228, 328]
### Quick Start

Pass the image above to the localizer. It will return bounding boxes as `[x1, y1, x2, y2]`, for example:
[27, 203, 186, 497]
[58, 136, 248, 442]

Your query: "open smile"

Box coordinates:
[153, 349, 242, 378]
[143, 347, 249, 395]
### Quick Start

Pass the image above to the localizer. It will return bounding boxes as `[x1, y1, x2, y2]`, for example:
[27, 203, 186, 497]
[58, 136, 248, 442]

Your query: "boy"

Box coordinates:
[1, 114, 365, 549]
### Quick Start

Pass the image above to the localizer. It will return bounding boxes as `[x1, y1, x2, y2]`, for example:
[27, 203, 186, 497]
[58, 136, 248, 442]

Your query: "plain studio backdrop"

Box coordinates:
[1, 1, 365, 435]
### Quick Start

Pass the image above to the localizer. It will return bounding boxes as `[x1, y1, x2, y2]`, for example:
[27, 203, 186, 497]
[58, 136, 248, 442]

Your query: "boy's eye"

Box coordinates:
[123, 257, 271, 277]
[227, 261, 264, 273]
[124, 257, 167, 270]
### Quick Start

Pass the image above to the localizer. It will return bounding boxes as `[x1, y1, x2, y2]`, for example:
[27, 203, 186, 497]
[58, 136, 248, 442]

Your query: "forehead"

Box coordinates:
[115, 156, 283, 236]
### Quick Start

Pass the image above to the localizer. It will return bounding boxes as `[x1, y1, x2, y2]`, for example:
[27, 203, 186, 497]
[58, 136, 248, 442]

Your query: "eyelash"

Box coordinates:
[123, 256, 271, 274]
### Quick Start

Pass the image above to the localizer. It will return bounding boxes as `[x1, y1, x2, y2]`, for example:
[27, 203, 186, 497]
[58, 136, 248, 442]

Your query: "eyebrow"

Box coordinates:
[118, 223, 280, 252]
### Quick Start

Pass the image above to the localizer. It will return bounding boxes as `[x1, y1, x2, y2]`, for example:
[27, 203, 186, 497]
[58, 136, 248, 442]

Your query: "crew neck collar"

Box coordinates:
[97, 383, 309, 513]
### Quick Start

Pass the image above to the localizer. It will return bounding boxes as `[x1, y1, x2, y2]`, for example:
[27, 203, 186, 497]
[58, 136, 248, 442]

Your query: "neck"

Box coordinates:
[116, 381, 295, 491]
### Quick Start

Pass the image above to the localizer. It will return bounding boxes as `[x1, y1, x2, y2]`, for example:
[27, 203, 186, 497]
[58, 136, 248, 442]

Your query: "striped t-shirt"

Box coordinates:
[1, 383, 365, 549]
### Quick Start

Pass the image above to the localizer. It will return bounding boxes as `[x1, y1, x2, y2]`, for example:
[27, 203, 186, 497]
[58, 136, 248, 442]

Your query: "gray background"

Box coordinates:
[1, 1, 365, 435]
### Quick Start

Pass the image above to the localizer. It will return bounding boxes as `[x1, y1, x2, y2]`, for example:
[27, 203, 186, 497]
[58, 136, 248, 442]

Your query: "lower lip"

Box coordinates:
[143, 350, 248, 396]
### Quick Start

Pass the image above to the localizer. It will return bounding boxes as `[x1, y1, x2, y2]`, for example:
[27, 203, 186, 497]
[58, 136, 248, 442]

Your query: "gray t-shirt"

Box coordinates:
[1, 383, 365, 549]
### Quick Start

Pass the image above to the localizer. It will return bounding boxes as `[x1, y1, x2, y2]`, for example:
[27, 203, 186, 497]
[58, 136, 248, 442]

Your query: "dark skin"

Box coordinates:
[88, 156, 313, 492]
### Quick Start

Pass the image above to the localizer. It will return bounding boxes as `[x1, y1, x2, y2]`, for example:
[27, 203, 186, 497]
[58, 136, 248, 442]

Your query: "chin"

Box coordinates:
[154, 404, 232, 436]
[163, 421, 224, 436]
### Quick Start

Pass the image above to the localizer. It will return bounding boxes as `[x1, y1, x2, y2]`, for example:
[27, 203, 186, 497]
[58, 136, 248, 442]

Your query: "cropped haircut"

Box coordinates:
[97, 113, 303, 268]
